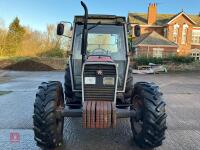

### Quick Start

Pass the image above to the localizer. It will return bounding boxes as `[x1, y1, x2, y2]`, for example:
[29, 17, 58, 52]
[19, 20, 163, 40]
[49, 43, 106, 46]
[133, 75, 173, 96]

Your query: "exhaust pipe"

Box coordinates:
[80, 1, 88, 64]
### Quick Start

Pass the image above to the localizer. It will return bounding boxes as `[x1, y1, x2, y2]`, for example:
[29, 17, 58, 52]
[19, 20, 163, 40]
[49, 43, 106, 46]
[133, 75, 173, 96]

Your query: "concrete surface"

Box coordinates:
[0, 70, 200, 150]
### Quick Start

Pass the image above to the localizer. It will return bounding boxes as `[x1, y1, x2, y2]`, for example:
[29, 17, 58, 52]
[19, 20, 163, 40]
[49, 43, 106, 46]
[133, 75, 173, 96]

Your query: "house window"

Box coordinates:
[192, 30, 200, 44]
[153, 48, 164, 58]
[181, 24, 188, 44]
[173, 24, 179, 43]
[191, 49, 200, 61]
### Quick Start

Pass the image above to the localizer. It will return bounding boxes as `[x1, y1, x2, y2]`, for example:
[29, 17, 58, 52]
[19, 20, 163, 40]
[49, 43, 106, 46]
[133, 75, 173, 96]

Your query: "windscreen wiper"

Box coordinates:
[77, 21, 101, 36]
[87, 21, 101, 31]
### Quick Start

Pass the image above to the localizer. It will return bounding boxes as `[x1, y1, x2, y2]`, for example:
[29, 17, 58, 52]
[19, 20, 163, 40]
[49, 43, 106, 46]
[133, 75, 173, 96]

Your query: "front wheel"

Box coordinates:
[33, 81, 64, 149]
[130, 82, 167, 149]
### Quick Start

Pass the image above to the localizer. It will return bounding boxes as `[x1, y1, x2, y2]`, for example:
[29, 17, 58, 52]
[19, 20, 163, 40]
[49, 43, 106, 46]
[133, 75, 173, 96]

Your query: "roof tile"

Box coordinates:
[128, 12, 200, 26]
[132, 31, 178, 47]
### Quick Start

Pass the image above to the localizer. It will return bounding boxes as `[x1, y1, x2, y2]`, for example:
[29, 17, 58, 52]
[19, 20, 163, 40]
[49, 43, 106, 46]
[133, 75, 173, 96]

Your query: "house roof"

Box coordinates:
[132, 31, 178, 47]
[128, 12, 200, 27]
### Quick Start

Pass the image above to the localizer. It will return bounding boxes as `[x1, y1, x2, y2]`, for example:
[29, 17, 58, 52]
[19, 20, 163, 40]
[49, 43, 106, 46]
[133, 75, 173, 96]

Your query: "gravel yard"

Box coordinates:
[0, 71, 200, 150]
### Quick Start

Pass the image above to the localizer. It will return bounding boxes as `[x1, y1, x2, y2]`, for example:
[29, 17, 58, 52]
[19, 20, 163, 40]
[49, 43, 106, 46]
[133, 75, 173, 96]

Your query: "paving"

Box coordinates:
[0, 70, 200, 150]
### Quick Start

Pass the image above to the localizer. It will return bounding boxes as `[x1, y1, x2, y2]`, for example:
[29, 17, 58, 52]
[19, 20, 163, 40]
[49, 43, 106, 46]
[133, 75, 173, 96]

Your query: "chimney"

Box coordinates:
[147, 3, 157, 25]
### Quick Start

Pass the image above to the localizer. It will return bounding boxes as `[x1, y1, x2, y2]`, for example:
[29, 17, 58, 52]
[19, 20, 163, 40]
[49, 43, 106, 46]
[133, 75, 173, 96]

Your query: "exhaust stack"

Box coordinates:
[81, 1, 88, 64]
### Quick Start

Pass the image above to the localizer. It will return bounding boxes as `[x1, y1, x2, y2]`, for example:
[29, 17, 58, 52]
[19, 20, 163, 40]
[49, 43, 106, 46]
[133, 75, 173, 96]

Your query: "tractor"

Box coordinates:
[33, 1, 167, 149]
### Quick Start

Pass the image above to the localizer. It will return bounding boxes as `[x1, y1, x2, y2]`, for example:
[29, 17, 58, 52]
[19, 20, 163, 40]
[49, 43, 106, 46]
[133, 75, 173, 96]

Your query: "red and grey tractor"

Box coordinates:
[33, 1, 167, 149]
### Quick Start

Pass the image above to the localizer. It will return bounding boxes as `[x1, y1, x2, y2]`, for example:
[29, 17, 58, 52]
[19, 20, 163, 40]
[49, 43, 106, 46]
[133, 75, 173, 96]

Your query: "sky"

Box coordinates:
[0, 0, 199, 31]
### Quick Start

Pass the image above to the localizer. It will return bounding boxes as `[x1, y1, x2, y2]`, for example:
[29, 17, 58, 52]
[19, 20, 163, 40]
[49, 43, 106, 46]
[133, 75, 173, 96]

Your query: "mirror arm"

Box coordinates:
[126, 22, 132, 33]
[62, 35, 72, 39]
[60, 21, 73, 29]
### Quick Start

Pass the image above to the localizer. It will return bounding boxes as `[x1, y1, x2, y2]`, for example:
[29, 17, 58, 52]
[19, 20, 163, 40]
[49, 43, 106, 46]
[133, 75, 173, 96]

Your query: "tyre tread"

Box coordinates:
[131, 82, 167, 149]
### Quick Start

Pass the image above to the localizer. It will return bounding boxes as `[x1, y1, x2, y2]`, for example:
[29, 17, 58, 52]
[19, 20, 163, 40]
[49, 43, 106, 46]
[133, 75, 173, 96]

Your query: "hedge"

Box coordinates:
[133, 56, 194, 65]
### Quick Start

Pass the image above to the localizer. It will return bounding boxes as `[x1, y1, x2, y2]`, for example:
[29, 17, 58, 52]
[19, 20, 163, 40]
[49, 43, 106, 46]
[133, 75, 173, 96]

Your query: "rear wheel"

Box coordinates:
[33, 81, 64, 149]
[130, 82, 167, 149]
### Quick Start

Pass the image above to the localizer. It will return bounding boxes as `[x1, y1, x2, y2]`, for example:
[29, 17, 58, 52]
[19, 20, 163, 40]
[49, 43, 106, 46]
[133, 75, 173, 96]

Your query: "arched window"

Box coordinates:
[181, 24, 188, 44]
[173, 24, 179, 43]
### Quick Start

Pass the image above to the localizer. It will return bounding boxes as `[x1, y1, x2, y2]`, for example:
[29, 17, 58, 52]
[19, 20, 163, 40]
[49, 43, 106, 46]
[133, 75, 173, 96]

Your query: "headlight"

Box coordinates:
[84, 77, 96, 85]
[103, 77, 115, 85]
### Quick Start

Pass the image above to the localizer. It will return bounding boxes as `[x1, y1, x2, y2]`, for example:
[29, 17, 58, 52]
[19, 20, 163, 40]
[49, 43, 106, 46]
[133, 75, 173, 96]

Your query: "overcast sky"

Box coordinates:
[0, 0, 199, 31]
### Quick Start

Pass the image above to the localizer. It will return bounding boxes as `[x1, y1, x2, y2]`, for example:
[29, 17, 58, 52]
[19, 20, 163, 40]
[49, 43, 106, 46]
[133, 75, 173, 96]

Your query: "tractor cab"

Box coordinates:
[71, 15, 128, 91]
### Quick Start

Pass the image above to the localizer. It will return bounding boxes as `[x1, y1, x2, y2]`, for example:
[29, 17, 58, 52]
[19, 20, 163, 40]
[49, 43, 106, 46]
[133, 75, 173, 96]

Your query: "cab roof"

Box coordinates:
[74, 15, 126, 25]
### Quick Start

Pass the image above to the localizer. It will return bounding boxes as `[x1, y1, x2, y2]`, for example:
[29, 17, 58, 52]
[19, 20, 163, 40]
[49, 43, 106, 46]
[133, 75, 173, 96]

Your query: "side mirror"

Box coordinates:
[134, 25, 141, 37]
[57, 23, 64, 35]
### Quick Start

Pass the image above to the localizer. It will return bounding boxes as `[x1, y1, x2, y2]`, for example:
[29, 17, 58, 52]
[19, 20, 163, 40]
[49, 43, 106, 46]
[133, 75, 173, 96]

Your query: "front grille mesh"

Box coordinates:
[83, 64, 116, 101]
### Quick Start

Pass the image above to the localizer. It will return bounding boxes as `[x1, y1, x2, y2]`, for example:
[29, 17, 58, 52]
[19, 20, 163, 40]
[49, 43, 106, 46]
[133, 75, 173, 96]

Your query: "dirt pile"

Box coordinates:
[3, 59, 55, 71]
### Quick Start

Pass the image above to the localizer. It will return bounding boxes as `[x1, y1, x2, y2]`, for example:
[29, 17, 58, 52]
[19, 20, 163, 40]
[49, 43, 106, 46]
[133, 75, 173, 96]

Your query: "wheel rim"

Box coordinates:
[131, 95, 144, 135]
[133, 120, 143, 134]
[56, 86, 64, 141]
[56, 110, 64, 136]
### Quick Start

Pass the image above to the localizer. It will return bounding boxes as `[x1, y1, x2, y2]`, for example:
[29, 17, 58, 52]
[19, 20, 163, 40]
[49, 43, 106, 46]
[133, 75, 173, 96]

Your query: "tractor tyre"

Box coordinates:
[130, 82, 167, 149]
[33, 81, 64, 149]
[64, 66, 82, 108]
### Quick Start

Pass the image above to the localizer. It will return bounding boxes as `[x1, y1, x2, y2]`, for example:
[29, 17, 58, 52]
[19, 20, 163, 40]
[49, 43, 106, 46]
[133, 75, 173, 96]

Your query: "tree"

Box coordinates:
[0, 19, 6, 56]
[20, 27, 45, 56]
[46, 24, 61, 49]
[5, 17, 25, 55]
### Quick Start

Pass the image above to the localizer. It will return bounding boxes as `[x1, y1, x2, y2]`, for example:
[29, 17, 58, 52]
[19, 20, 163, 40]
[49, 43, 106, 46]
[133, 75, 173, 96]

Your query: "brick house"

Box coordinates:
[128, 3, 200, 60]
[130, 31, 178, 58]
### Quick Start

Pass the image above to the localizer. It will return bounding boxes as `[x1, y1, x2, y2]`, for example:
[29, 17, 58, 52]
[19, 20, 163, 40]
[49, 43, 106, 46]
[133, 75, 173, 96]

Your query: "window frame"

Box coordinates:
[173, 23, 179, 43]
[153, 48, 164, 58]
[192, 30, 200, 45]
[181, 24, 188, 44]
[191, 49, 200, 61]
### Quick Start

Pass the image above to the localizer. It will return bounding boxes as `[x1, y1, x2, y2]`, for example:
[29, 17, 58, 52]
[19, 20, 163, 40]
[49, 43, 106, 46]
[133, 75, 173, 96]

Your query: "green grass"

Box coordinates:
[0, 91, 12, 96]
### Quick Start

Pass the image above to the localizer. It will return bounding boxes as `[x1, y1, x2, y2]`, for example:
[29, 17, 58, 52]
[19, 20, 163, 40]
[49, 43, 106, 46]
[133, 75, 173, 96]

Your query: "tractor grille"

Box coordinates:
[83, 64, 116, 101]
